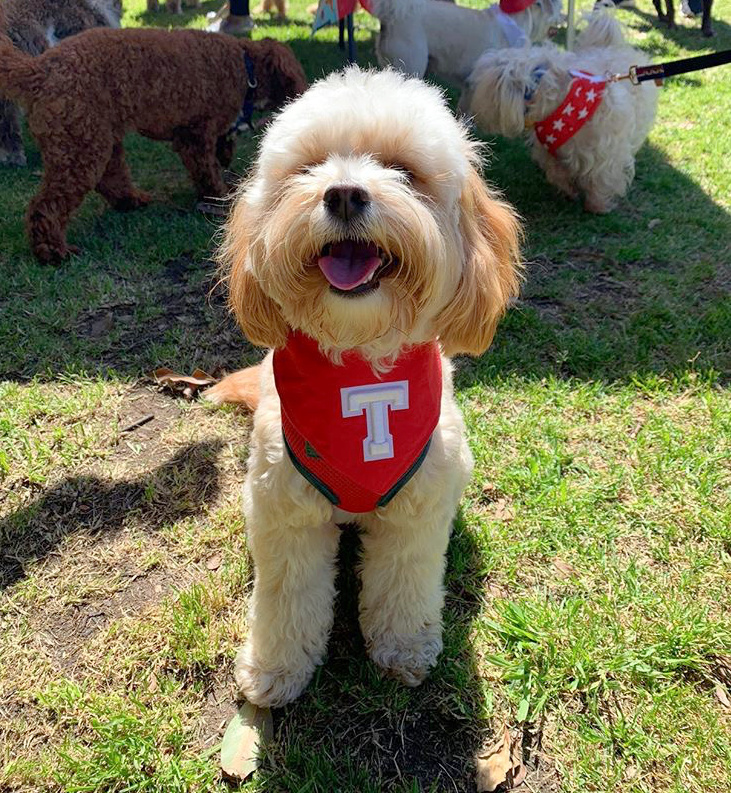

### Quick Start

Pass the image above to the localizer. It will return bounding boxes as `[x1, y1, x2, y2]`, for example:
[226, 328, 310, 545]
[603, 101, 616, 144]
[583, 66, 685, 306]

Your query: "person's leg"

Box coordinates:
[211, 0, 253, 36]
[230, 0, 250, 15]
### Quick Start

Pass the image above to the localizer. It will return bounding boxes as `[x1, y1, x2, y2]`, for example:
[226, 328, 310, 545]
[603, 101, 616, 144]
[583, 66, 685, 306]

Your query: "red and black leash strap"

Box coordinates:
[613, 48, 731, 84]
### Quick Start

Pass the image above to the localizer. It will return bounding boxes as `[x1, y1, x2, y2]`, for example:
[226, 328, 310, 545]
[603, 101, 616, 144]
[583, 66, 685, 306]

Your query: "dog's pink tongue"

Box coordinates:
[318, 240, 381, 291]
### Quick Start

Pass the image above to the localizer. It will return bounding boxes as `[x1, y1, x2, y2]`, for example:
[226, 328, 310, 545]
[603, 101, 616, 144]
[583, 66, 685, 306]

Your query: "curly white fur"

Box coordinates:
[372, 0, 562, 88]
[217, 67, 522, 706]
[461, 12, 659, 213]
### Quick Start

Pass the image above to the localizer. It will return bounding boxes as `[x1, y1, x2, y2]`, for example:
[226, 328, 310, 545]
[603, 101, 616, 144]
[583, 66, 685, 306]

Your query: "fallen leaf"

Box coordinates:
[220, 701, 273, 781]
[153, 367, 217, 399]
[479, 481, 500, 504]
[552, 558, 578, 579]
[206, 553, 222, 571]
[486, 582, 509, 599]
[475, 727, 526, 792]
[492, 498, 515, 522]
[647, 218, 661, 230]
[715, 683, 731, 710]
[90, 312, 114, 337]
[711, 654, 731, 687]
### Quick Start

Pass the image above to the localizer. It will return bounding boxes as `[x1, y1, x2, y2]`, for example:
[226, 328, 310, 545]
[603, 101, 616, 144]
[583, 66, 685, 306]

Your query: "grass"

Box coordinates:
[1, 0, 730, 790]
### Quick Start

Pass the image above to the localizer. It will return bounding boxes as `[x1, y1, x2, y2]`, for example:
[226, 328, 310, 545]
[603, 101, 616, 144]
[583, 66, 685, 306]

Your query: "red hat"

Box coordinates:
[499, 0, 538, 13]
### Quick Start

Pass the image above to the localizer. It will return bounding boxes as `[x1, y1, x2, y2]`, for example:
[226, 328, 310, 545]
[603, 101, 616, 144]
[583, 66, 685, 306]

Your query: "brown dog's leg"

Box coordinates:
[26, 139, 112, 263]
[216, 134, 236, 169]
[96, 142, 152, 210]
[173, 128, 227, 199]
[27, 177, 91, 263]
[0, 100, 27, 167]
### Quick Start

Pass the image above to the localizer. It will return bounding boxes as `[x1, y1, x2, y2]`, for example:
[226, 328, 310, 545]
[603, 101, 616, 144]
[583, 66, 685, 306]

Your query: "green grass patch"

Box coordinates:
[1, 0, 730, 791]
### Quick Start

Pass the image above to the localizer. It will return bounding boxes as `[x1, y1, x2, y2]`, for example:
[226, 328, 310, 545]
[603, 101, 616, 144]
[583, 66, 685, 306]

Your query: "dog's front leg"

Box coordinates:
[357, 503, 454, 687]
[235, 497, 340, 707]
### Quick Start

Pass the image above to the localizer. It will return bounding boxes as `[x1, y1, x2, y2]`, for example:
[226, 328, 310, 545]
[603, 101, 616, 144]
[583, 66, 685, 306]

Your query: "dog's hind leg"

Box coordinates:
[26, 146, 111, 263]
[96, 142, 152, 210]
[173, 128, 227, 199]
[0, 100, 27, 167]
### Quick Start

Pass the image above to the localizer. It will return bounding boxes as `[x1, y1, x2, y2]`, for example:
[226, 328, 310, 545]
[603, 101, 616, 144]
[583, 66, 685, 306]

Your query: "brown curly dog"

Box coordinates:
[0, 28, 307, 263]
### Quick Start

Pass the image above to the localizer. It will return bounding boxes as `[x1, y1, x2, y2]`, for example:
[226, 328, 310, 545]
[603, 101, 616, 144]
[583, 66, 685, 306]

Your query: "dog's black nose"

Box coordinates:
[323, 185, 370, 222]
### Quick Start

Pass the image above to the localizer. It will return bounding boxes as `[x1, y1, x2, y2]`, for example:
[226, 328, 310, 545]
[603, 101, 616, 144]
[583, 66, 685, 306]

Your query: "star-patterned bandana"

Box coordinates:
[534, 70, 607, 156]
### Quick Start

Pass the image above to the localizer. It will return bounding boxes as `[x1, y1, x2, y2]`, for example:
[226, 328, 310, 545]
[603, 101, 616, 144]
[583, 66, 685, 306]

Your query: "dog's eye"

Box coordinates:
[386, 163, 416, 182]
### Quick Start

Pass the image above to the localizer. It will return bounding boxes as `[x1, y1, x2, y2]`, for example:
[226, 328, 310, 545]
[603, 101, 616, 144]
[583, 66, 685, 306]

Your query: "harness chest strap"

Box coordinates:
[273, 332, 443, 514]
[532, 70, 607, 156]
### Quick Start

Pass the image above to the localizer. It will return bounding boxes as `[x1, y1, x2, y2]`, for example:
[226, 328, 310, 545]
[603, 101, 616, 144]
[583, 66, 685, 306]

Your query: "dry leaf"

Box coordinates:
[647, 218, 661, 230]
[90, 312, 114, 337]
[479, 481, 500, 504]
[711, 654, 731, 688]
[492, 498, 515, 522]
[486, 582, 509, 599]
[206, 553, 222, 571]
[153, 367, 217, 399]
[552, 558, 578, 579]
[475, 727, 526, 792]
[220, 701, 273, 781]
[715, 684, 731, 710]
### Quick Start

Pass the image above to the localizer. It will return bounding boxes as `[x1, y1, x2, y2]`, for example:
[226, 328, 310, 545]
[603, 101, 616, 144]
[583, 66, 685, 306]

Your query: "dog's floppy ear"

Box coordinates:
[221, 196, 289, 350]
[244, 38, 308, 108]
[436, 166, 522, 357]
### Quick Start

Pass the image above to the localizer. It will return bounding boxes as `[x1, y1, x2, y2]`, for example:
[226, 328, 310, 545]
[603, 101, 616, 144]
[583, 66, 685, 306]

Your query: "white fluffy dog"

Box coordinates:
[460, 13, 659, 213]
[372, 0, 562, 88]
[205, 67, 522, 707]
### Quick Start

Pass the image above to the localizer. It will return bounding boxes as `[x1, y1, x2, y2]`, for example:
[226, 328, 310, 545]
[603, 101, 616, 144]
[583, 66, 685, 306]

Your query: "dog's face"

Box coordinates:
[222, 68, 521, 360]
[520, 0, 563, 43]
[466, 46, 560, 138]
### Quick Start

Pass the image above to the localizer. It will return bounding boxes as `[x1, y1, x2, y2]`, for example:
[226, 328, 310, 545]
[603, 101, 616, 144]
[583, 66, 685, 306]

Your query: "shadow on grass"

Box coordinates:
[253, 511, 490, 792]
[0, 441, 223, 590]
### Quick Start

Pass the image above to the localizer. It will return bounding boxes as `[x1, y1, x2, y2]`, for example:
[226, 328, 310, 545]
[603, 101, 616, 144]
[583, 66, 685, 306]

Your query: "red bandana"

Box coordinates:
[273, 332, 442, 514]
[534, 71, 607, 156]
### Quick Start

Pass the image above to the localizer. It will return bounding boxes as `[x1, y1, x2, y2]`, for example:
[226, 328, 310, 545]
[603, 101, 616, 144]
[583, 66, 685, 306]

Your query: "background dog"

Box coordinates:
[371, 0, 562, 88]
[0, 28, 306, 263]
[207, 66, 522, 707]
[461, 13, 658, 213]
[0, 0, 122, 167]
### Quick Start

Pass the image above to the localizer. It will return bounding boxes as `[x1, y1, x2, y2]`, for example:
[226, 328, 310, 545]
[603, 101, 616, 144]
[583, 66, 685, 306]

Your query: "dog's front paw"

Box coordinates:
[367, 624, 443, 687]
[234, 643, 316, 707]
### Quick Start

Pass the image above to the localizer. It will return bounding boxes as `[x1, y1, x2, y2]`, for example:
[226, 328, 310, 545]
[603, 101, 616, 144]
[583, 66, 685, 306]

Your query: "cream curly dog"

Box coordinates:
[207, 67, 522, 707]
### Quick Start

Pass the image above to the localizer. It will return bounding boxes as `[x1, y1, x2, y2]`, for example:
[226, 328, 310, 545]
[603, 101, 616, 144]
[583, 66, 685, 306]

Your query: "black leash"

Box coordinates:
[228, 51, 258, 137]
[611, 49, 731, 84]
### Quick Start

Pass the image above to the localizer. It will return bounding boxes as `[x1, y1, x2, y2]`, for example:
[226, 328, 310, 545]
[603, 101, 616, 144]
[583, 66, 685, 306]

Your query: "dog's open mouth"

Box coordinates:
[318, 240, 397, 297]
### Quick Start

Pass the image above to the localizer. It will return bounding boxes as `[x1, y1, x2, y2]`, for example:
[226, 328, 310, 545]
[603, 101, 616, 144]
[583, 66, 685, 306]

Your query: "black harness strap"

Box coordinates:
[617, 49, 731, 84]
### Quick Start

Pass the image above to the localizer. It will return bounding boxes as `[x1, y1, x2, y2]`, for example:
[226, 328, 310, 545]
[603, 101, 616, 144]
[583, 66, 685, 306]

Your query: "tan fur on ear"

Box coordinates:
[220, 195, 289, 349]
[436, 167, 522, 357]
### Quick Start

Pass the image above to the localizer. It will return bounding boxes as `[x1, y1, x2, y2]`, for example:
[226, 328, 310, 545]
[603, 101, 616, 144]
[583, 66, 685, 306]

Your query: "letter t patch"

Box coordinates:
[340, 381, 409, 462]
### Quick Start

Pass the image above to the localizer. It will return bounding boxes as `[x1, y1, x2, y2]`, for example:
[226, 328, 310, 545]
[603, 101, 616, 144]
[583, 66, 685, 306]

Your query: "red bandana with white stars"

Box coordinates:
[534, 70, 607, 156]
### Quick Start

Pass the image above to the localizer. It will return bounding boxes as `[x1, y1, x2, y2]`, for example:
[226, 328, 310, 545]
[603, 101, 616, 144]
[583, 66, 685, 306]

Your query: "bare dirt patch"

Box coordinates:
[74, 255, 257, 378]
